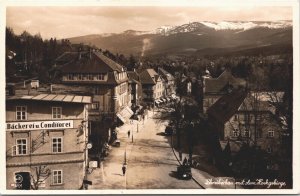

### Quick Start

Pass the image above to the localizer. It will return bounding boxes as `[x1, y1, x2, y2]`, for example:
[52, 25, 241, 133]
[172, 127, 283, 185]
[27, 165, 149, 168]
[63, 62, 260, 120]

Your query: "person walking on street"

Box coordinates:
[122, 164, 127, 176]
[127, 130, 130, 138]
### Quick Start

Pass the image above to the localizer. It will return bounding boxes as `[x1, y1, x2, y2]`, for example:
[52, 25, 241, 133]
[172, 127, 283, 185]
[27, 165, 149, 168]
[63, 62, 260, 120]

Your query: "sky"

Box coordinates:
[6, 6, 292, 39]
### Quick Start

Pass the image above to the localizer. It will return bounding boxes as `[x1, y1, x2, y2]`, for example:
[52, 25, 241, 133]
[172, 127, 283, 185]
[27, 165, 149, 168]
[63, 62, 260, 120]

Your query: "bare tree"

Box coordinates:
[30, 165, 51, 190]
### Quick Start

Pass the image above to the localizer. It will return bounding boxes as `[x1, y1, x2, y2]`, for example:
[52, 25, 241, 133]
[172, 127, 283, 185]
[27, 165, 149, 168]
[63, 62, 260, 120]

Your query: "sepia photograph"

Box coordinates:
[2, 1, 299, 194]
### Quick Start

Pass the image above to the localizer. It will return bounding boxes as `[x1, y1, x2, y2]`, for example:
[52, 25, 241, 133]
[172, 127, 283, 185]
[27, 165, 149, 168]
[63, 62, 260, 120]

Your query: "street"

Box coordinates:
[87, 110, 201, 189]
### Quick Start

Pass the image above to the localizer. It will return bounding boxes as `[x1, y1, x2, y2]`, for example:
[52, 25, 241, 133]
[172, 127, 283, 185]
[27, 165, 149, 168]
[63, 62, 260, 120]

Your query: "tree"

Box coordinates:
[126, 54, 137, 71]
[30, 165, 51, 190]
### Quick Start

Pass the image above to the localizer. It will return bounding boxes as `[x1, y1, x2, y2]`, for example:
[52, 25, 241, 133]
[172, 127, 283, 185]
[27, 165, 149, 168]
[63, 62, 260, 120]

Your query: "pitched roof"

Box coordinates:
[158, 68, 174, 81]
[139, 69, 159, 85]
[55, 52, 79, 65]
[239, 93, 276, 114]
[207, 90, 248, 124]
[60, 51, 123, 74]
[204, 70, 246, 94]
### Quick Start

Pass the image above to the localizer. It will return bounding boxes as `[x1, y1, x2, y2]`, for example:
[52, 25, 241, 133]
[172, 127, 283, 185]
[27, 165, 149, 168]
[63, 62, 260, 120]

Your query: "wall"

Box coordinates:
[224, 112, 282, 155]
[6, 100, 87, 190]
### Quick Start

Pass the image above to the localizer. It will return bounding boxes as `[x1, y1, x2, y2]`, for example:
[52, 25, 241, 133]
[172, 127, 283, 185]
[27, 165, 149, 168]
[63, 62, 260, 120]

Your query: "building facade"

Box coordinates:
[6, 94, 91, 190]
[207, 90, 283, 156]
[139, 69, 165, 106]
[58, 50, 132, 162]
[157, 68, 175, 96]
[127, 70, 143, 110]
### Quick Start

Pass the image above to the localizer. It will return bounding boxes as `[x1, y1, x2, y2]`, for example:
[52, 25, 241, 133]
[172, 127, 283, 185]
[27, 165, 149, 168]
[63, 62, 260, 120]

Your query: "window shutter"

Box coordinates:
[12, 145, 16, 156]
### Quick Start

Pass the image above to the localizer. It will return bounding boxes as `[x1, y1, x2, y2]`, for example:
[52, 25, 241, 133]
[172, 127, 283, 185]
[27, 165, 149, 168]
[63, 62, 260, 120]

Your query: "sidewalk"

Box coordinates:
[86, 110, 154, 189]
[171, 137, 242, 189]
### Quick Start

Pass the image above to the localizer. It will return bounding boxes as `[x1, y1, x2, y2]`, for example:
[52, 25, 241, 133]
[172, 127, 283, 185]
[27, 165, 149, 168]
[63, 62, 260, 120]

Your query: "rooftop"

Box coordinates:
[7, 93, 92, 104]
[204, 70, 246, 94]
[139, 69, 159, 85]
[60, 51, 124, 74]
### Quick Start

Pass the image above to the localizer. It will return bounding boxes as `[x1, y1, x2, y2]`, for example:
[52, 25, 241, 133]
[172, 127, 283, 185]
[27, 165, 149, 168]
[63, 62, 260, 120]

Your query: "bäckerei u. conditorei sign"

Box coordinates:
[6, 120, 74, 131]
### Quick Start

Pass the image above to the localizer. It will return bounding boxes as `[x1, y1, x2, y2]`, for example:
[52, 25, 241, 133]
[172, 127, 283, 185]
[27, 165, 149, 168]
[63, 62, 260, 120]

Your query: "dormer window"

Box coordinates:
[96, 74, 105, 80]
[88, 74, 94, 80]
[68, 74, 74, 80]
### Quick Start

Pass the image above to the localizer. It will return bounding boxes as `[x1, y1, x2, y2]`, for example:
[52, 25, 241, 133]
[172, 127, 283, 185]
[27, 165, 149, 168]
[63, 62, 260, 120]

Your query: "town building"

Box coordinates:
[58, 50, 132, 161]
[207, 90, 283, 156]
[127, 70, 143, 111]
[157, 68, 175, 96]
[139, 69, 165, 106]
[6, 93, 91, 190]
[202, 69, 246, 113]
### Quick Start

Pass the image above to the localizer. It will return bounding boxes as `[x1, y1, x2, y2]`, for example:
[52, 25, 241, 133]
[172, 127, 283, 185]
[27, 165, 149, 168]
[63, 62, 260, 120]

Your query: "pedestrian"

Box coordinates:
[127, 130, 130, 138]
[122, 164, 126, 176]
[183, 157, 187, 166]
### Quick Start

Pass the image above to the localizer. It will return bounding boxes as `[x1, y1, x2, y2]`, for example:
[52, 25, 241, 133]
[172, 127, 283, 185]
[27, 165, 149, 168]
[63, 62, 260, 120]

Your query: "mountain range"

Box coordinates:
[67, 21, 293, 57]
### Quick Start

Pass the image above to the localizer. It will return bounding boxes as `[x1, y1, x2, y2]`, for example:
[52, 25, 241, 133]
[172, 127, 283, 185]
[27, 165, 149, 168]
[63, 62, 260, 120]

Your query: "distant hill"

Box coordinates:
[67, 21, 293, 57]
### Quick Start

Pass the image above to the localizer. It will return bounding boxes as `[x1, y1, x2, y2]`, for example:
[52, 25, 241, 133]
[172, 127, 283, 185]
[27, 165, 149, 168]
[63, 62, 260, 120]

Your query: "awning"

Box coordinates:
[116, 113, 126, 123]
[116, 106, 134, 123]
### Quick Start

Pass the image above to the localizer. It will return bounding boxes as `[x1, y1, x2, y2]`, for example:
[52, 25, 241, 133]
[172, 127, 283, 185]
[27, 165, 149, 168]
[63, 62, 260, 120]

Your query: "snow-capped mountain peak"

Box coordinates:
[155, 21, 292, 35]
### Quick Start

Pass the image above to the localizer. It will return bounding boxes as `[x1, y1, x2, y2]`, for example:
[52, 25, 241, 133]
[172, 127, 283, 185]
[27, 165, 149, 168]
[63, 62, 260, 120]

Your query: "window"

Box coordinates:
[52, 170, 63, 185]
[256, 129, 262, 138]
[67, 74, 74, 80]
[244, 130, 250, 137]
[52, 137, 63, 153]
[16, 106, 27, 120]
[88, 74, 94, 80]
[267, 147, 273, 153]
[78, 74, 83, 80]
[96, 74, 105, 80]
[94, 87, 101, 95]
[13, 139, 27, 155]
[52, 107, 62, 119]
[91, 102, 99, 110]
[268, 130, 274, 138]
[233, 129, 239, 137]
[234, 115, 238, 121]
